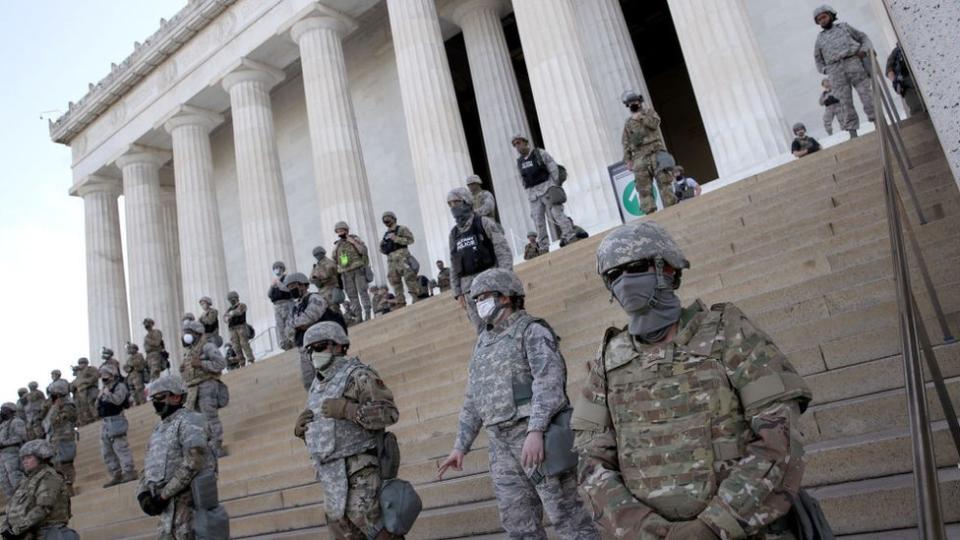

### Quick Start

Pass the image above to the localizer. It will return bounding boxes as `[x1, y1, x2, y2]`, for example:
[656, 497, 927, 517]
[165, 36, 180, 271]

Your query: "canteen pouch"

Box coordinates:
[191, 469, 220, 511]
[406, 255, 420, 274]
[512, 377, 533, 406]
[532, 408, 578, 483]
[378, 432, 401, 480]
[54, 441, 77, 464]
[193, 504, 230, 540]
[102, 415, 128, 438]
[42, 526, 80, 540]
[216, 380, 230, 409]
[557, 164, 568, 185]
[787, 489, 835, 540]
[245, 324, 255, 340]
[364, 265, 374, 283]
[380, 478, 422, 535]
[544, 185, 567, 205]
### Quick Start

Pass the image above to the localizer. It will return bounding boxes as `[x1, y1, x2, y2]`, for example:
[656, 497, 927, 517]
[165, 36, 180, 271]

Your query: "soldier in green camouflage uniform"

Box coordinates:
[466, 175, 497, 220]
[224, 292, 255, 367]
[435, 261, 451, 292]
[199, 296, 222, 347]
[438, 269, 598, 540]
[42, 380, 77, 496]
[334, 222, 373, 323]
[124, 342, 149, 406]
[311, 245, 344, 315]
[0, 403, 26, 497]
[70, 357, 99, 426]
[813, 5, 874, 138]
[45, 371, 62, 399]
[138, 374, 223, 540]
[523, 231, 544, 261]
[572, 221, 811, 539]
[293, 322, 401, 539]
[23, 383, 47, 442]
[180, 320, 228, 458]
[621, 91, 677, 215]
[1, 440, 72, 539]
[379, 212, 423, 307]
[143, 318, 168, 382]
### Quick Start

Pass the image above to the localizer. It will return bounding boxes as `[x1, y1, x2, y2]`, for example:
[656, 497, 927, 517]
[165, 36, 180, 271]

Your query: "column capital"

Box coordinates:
[115, 145, 172, 170]
[74, 175, 122, 198]
[291, 13, 357, 43]
[161, 105, 223, 134]
[446, 0, 505, 26]
[221, 58, 286, 93]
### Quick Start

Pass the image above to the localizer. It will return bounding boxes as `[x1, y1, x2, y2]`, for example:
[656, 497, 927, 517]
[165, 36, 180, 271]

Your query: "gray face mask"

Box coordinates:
[610, 272, 682, 343]
[451, 203, 473, 226]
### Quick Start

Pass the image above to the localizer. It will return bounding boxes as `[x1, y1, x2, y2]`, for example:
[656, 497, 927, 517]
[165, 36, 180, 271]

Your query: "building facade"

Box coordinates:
[51, 0, 901, 362]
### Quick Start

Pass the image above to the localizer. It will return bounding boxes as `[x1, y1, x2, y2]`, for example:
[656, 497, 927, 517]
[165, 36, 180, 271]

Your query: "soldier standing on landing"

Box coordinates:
[621, 90, 677, 215]
[813, 4, 874, 139]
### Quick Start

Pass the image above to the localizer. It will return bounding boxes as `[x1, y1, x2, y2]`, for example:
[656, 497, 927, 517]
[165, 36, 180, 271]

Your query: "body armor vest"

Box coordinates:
[450, 216, 496, 278]
[292, 294, 347, 347]
[467, 313, 541, 427]
[5, 465, 70, 529]
[181, 338, 221, 387]
[304, 356, 379, 463]
[97, 382, 127, 418]
[518, 150, 550, 189]
[144, 408, 210, 486]
[0, 418, 25, 450]
[227, 309, 246, 328]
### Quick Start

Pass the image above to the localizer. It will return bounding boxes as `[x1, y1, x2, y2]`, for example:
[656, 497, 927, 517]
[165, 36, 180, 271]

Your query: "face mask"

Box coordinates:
[0, 411, 11, 421]
[610, 272, 682, 343]
[153, 400, 182, 419]
[273, 269, 282, 277]
[101, 378, 111, 385]
[629, 103, 641, 113]
[183, 334, 195, 345]
[338, 233, 347, 239]
[289, 287, 303, 299]
[476, 297, 501, 323]
[451, 203, 473, 225]
[311, 351, 335, 371]
[383, 220, 395, 228]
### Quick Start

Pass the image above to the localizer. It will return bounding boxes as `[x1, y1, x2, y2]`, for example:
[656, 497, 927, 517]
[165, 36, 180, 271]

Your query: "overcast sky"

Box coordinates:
[0, 1, 186, 400]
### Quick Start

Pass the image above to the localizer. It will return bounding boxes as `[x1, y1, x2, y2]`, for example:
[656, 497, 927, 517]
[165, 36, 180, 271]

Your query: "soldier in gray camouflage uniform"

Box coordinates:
[293, 321, 401, 539]
[0, 402, 26, 497]
[572, 221, 812, 539]
[813, 4, 874, 138]
[466, 175, 497, 220]
[180, 320, 228, 458]
[512, 134, 578, 250]
[269, 261, 296, 350]
[46, 370, 62, 398]
[1, 440, 73, 539]
[438, 269, 598, 539]
[138, 374, 224, 540]
[286, 272, 347, 391]
[97, 363, 137, 487]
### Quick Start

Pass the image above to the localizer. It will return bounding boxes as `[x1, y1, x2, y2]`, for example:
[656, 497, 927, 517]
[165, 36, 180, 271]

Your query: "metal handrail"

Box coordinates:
[870, 49, 960, 539]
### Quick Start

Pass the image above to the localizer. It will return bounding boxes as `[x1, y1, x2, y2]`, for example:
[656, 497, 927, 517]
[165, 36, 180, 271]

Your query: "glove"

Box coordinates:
[137, 491, 168, 516]
[666, 519, 720, 540]
[321, 398, 358, 421]
[294, 409, 314, 439]
[2, 529, 21, 540]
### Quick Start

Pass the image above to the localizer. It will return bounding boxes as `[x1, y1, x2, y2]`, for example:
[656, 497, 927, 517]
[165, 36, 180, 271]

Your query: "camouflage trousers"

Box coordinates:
[0, 448, 23, 497]
[822, 102, 841, 135]
[299, 348, 315, 392]
[229, 325, 255, 366]
[826, 58, 875, 131]
[147, 352, 166, 382]
[188, 381, 223, 455]
[320, 454, 385, 540]
[633, 160, 677, 216]
[457, 274, 483, 334]
[387, 250, 421, 307]
[127, 372, 147, 406]
[24, 414, 44, 442]
[529, 193, 575, 251]
[273, 299, 294, 350]
[100, 424, 135, 477]
[75, 387, 98, 426]
[487, 420, 599, 539]
[342, 268, 371, 321]
[158, 489, 196, 540]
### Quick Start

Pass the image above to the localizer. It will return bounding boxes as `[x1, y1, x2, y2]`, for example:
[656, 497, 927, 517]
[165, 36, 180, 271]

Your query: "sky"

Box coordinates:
[0, 1, 186, 401]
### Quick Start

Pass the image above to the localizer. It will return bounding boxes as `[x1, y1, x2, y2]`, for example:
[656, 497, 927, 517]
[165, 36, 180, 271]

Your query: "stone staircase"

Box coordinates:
[61, 118, 960, 538]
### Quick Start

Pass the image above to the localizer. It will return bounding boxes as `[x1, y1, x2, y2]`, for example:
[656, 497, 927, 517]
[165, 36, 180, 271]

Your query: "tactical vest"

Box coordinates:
[380, 230, 402, 255]
[202, 315, 219, 335]
[304, 356, 379, 463]
[97, 381, 128, 418]
[5, 465, 70, 530]
[450, 216, 497, 278]
[518, 150, 550, 189]
[181, 338, 221, 387]
[292, 294, 347, 347]
[467, 313, 547, 427]
[144, 408, 211, 487]
[227, 308, 246, 328]
[601, 307, 747, 521]
[44, 401, 76, 442]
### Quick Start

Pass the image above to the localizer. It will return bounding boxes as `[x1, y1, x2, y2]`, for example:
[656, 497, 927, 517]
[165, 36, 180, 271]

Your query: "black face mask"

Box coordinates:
[338, 233, 347, 239]
[289, 287, 303, 299]
[153, 400, 183, 419]
[451, 203, 473, 226]
[629, 103, 641, 113]
[0, 411, 12, 422]
[383, 220, 395, 228]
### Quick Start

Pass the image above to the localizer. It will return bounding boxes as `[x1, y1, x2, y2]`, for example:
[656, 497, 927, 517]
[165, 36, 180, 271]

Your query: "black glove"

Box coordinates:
[2, 529, 22, 540]
[137, 491, 168, 516]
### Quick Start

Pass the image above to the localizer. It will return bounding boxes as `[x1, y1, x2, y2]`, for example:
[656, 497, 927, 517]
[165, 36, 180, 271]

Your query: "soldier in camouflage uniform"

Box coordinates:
[334, 222, 373, 323]
[293, 322, 401, 539]
[311, 245, 344, 315]
[124, 342, 149, 406]
[0, 403, 26, 497]
[41, 380, 77, 496]
[224, 344, 242, 371]
[97, 364, 137, 487]
[621, 91, 677, 215]
[199, 296, 222, 347]
[144, 318, 169, 382]
[523, 231, 544, 261]
[438, 269, 598, 539]
[285, 272, 347, 391]
[45, 371, 62, 398]
[138, 374, 224, 540]
[379, 212, 423, 307]
[180, 320, 228, 458]
[466, 175, 497, 220]
[70, 358, 99, 426]
[224, 291, 255, 367]
[447, 188, 514, 334]
[813, 5, 874, 138]
[572, 221, 812, 539]
[23, 383, 47, 442]
[819, 78, 842, 135]
[511, 134, 579, 250]
[100, 346, 121, 375]
[435, 261, 451, 292]
[268, 261, 296, 350]
[0, 440, 72, 539]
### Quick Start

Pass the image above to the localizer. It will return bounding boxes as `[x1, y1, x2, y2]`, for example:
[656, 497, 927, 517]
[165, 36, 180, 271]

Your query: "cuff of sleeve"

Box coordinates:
[699, 499, 748, 540]
[527, 418, 549, 433]
[453, 440, 471, 453]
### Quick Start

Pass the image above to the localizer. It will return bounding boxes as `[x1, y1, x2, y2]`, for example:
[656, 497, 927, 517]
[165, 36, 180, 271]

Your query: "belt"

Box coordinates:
[0, 444, 20, 450]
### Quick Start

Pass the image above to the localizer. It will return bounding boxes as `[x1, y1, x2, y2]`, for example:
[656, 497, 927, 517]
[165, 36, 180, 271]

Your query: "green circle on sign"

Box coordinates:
[622, 180, 643, 216]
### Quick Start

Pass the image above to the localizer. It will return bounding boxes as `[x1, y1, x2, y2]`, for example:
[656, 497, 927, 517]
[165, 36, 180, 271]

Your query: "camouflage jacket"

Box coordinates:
[144, 328, 165, 354]
[224, 302, 248, 329]
[180, 337, 225, 387]
[437, 268, 451, 291]
[572, 301, 811, 539]
[814, 22, 873, 73]
[455, 311, 568, 452]
[0, 416, 27, 450]
[523, 243, 543, 261]
[199, 308, 219, 334]
[124, 352, 148, 376]
[43, 400, 77, 443]
[333, 235, 369, 273]
[290, 293, 331, 346]
[72, 366, 99, 391]
[311, 257, 340, 291]
[24, 390, 46, 415]
[383, 225, 416, 264]
[622, 110, 666, 166]
[2, 464, 71, 535]
[473, 190, 496, 219]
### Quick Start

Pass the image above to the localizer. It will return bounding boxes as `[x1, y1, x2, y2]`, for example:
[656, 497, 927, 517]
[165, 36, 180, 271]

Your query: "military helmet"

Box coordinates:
[1, 402, 18, 413]
[147, 373, 188, 399]
[469, 268, 524, 299]
[596, 221, 690, 277]
[51, 369, 61, 378]
[99, 363, 120, 378]
[272, 260, 286, 272]
[28, 381, 38, 391]
[126, 342, 138, 352]
[510, 134, 528, 144]
[226, 291, 240, 302]
[183, 312, 196, 322]
[334, 221, 350, 231]
[303, 321, 350, 348]
[47, 380, 70, 397]
[143, 318, 154, 325]
[465, 174, 482, 186]
[199, 296, 213, 306]
[620, 89, 644, 104]
[19, 440, 55, 461]
[382, 211, 397, 221]
[792, 122, 806, 133]
[183, 320, 205, 336]
[447, 187, 472, 204]
[527, 231, 538, 239]
[813, 4, 836, 21]
[101, 347, 114, 358]
[77, 357, 89, 366]
[284, 272, 310, 287]
[312, 245, 327, 259]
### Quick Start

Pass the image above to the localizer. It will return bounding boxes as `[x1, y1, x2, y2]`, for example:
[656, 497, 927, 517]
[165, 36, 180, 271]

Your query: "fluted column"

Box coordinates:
[164, 107, 229, 315]
[291, 15, 386, 277]
[513, 0, 621, 233]
[387, 0, 474, 265]
[116, 147, 179, 354]
[449, 0, 532, 242]
[222, 60, 296, 334]
[77, 177, 130, 364]
[573, 0, 653, 152]
[159, 186, 184, 322]
[668, 0, 791, 177]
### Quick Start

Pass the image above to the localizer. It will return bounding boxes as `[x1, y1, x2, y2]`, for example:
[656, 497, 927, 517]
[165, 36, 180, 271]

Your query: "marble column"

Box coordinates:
[222, 59, 296, 334]
[164, 107, 230, 315]
[573, 0, 652, 153]
[290, 15, 386, 278]
[116, 146, 179, 356]
[77, 177, 130, 364]
[448, 0, 533, 243]
[159, 186, 184, 323]
[667, 0, 791, 178]
[513, 0, 621, 233]
[387, 0, 474, 265]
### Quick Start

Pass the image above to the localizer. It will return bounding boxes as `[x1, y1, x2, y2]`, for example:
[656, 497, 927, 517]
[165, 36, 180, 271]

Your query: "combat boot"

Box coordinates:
[848, 129, 858, 138]
[120, 470, 138, 484]
[103, 473, 123, 488]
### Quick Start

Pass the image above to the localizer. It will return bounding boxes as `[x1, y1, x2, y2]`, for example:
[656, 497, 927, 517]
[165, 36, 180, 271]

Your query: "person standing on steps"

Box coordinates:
[820, 78, 842, 135]
[886, 43, 923, 117]
[466, 174, 497, 220]
[42, 379, 78, 496]
[180, 320, 228, 458]
[0, 402, 26, 497]
[285, 272, 347, 392]
[438, 268, 599, 540]
[23, 382, 47, 442]
[143, 318, 168, 382]
[224, 291, 255, 367]
[380, 211, 423, 307]
[311, 245, 345, 316]
[199, 296, 222, 347]
[435, 260, 451, 292]
[123, 342, 149, 406]
[621, 90, 678, 216]
[512, 134, 580, 252]
[70, 357, 99, 426]
[523, 231, 544, 261]
[572, 221, 814, 539]
[333, 222, 373, 323]
[791, 123, 822, 158]
[1, 440, 74, 539]
[813, 4, 874, 139]
[269, 260, 295, 350]
[97, 363, 137, 487]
